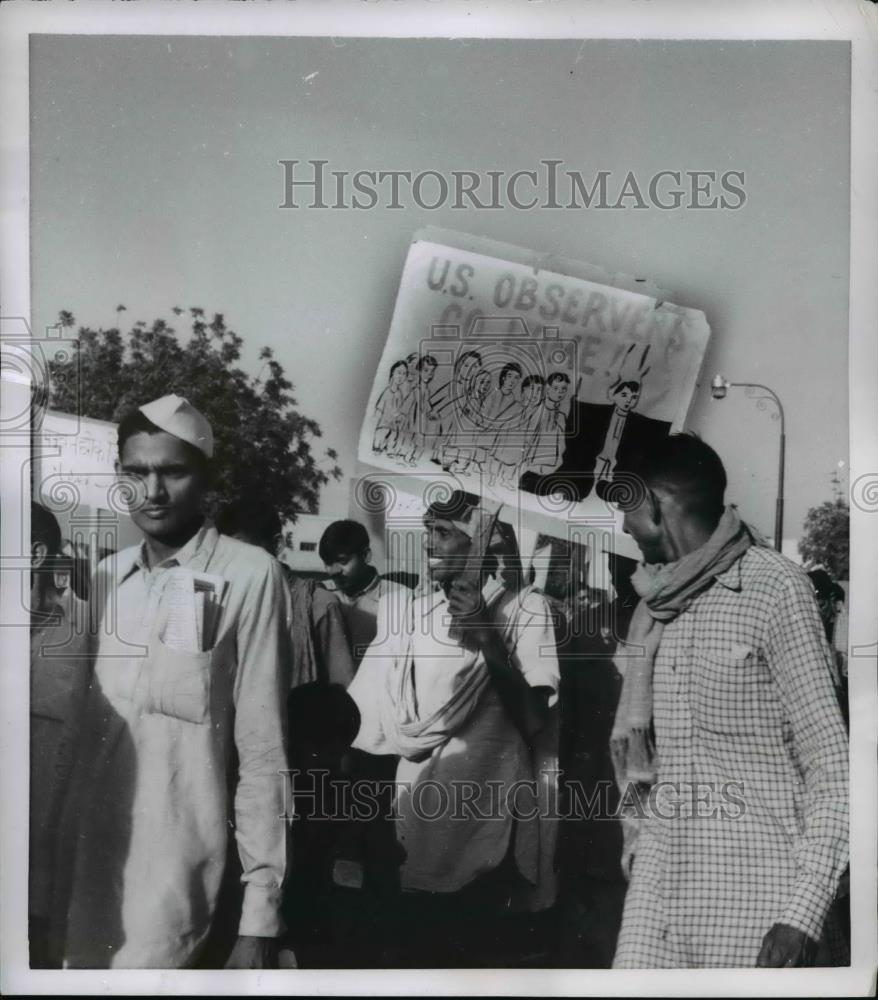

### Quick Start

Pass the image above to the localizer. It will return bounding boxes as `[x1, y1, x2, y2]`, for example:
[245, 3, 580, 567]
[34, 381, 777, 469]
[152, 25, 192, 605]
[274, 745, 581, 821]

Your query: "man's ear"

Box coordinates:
[31, 540, 49, 570]
[364, 547, 372, 565]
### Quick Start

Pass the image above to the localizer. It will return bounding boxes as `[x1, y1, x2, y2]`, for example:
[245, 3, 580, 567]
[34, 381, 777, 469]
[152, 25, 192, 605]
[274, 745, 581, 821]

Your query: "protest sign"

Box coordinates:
[358, 228, 711, 534]
[35, 410, 121, 512]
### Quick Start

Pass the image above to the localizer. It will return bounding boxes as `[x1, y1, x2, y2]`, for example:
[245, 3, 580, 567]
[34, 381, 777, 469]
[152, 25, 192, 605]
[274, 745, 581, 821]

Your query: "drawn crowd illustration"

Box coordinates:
[370, 340, 660, 501]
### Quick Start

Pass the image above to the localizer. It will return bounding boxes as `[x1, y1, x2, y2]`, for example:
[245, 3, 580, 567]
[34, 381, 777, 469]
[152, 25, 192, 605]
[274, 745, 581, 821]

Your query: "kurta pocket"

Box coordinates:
[145, 637, 212, 724]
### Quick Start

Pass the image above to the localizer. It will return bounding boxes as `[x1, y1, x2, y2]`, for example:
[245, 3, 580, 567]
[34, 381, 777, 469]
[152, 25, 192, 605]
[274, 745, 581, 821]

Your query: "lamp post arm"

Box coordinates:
[728, 382, 785, 437]
[728, 381, 785, 551]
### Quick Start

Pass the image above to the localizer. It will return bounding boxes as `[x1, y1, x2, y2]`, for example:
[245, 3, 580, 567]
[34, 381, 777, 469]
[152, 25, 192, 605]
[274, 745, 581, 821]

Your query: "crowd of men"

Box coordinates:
[28, 393, 850, 970]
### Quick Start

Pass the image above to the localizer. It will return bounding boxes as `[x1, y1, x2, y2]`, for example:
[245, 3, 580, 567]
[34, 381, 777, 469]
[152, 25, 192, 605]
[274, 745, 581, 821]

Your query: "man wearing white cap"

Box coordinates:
[58, 395, 291, 968]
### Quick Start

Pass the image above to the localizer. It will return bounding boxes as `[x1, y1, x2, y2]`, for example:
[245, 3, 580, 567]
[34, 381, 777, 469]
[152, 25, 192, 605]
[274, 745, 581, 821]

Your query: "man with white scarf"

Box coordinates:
[606, 433, 849, 968]
[348, 490, 560, 965]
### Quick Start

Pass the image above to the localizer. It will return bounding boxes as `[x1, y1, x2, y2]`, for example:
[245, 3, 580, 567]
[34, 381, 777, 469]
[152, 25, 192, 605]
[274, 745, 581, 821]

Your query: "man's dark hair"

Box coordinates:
[216, 500, 282, 552]
[612, 379, 641, 395]
[626, 432, 727, 525]
[32, 502, 62, 556]
[417, 354, 438, 371]
[117, 409, 163, 457]
[455, 350, 482, 370]
[116, 408, 211, 477]
[547, 371, 571, 386]
[389, 359, 408, 378]
[521, 374, 545, 389]
[319, 519, 371, 563]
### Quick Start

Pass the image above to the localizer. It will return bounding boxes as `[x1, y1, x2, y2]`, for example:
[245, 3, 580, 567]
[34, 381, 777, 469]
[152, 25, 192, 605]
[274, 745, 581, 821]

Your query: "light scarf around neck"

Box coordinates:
[379, 574, 513, 761]
[610, 505, 763, 790]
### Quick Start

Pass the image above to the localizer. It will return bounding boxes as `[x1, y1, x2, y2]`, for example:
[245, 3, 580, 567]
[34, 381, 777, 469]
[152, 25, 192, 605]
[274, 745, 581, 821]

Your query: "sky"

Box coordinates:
[29, 36, 850, 542]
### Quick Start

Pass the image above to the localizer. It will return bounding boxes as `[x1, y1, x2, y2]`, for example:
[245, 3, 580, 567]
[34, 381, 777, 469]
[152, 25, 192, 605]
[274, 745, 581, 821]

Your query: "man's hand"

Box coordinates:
[618, 814, 642, 883]
[224, 935, 281, 969]
[447, 575, 484, 618]
[755, 923, 818, 967]
[447, 576, 492, 648]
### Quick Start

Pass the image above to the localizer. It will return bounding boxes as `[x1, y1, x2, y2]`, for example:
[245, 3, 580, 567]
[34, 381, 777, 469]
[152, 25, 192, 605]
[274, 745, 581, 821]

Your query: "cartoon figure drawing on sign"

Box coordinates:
[433, 350, 482, 419]
[522, 371, 570, 478]
[372, 358, 409, 455]
[445, 367, 493, 475]
[484, 362, 523, 424]
[539, 341, 670, 501]
[593, 344, 651, 489]
[510, 373, 547, 485]
[516, 374, 546, 456]
[470, 368, 500, 474]
[390, 351, 421, 464]
[434, 349, 483, 468]
[403, 353, 440, 465]
[486, 365, 531, 489]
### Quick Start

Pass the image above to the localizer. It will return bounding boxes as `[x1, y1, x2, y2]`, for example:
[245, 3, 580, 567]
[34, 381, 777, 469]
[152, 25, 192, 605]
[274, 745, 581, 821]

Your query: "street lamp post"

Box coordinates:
[710, 375, 786, 552]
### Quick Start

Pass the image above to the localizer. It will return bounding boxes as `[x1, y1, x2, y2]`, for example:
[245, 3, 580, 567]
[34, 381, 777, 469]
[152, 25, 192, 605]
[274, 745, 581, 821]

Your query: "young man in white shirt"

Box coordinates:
[60, 395, 290, 969]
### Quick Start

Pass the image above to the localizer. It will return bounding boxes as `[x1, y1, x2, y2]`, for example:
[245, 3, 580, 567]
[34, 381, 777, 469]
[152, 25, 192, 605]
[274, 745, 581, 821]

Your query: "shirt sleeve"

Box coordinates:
[232, 557, 291, 938]
[508, 588, 561, 706]
[765, 568, 849, 942]
[348, 592, 410, 754]
[312, 589, 357, 687]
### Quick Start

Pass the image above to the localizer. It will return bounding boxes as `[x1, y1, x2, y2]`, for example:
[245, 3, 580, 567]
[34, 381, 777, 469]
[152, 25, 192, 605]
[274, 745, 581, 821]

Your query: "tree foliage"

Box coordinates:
[48, 308, 342, 524]
[798, 498, 849, 581]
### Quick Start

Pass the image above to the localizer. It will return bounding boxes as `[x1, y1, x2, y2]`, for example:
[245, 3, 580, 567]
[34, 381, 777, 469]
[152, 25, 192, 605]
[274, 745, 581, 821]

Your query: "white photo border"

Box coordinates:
[1, 1, 875, 995]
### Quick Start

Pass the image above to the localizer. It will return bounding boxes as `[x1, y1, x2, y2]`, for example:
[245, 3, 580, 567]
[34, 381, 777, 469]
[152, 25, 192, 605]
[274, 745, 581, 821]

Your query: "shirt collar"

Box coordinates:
[715, 557, 743, 591]
[122, 520, 216, 582]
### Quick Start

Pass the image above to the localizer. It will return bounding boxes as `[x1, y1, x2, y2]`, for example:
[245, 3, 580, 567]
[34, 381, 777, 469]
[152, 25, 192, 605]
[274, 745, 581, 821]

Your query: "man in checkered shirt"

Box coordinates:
[606, 434, 848, 968]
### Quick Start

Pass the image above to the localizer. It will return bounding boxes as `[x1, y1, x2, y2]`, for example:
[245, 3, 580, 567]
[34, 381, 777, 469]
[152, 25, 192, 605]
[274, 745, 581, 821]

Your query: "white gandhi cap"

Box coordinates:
[138, 394, 214, 458]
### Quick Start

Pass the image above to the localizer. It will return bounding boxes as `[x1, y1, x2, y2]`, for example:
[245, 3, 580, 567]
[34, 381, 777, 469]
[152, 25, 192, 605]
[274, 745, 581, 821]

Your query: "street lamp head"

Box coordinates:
[704, 373, 784, 552]
[711, 374, 729, 400]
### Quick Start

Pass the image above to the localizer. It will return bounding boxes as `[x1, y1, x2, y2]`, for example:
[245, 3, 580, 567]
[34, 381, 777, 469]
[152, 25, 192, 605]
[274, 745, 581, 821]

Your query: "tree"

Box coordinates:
[47, 308, 342, 524]
[798, 498, 849, 581]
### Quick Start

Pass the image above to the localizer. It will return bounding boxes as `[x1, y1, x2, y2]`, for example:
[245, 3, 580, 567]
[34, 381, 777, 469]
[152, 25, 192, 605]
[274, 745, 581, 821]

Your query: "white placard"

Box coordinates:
[358, 229, 711, 531]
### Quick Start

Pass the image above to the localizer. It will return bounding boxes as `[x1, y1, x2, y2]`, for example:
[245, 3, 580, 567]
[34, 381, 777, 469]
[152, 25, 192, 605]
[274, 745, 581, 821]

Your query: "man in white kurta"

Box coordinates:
[60, 396, 290, 968]
[390, 582, 559, 905]
[349, 493, 560, 911]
